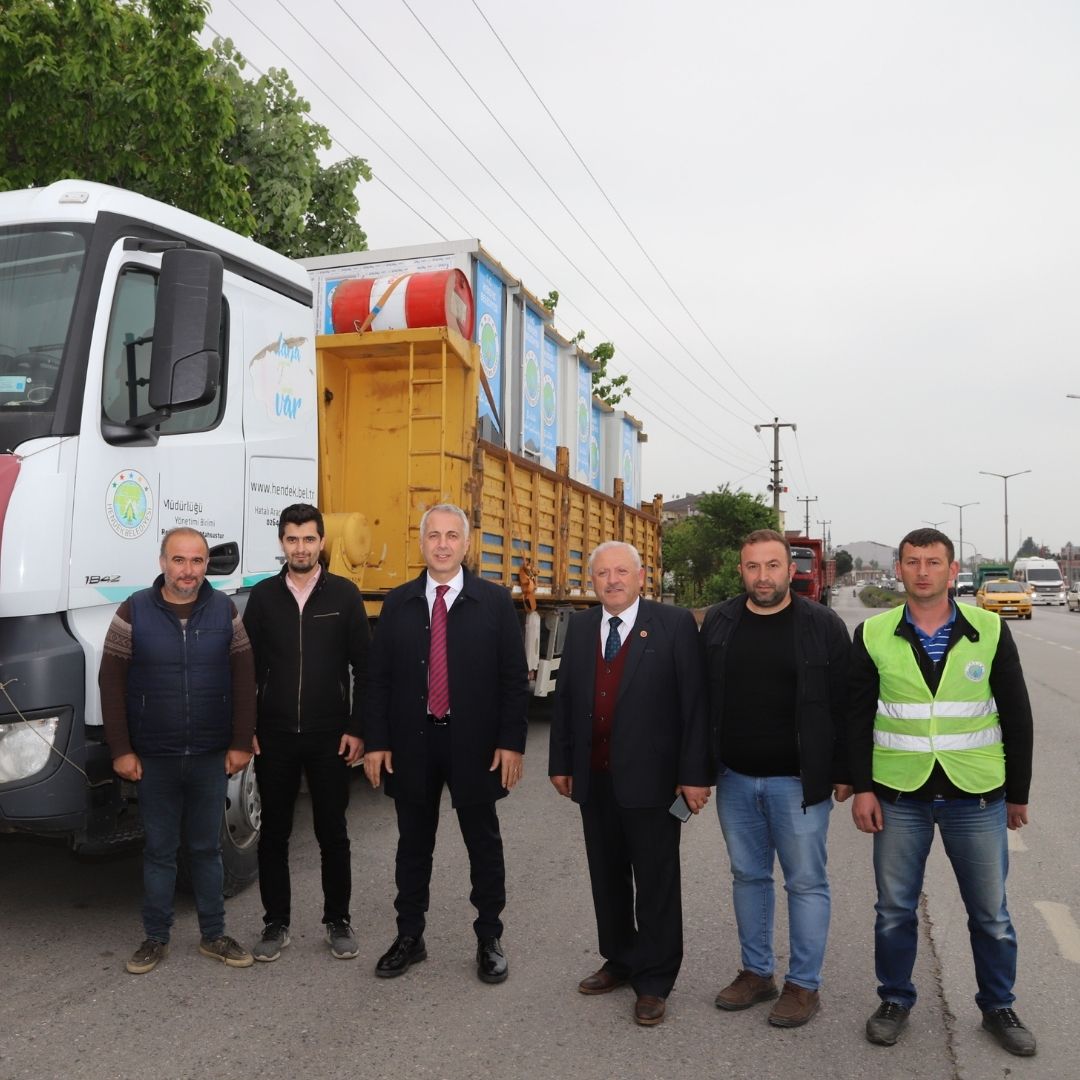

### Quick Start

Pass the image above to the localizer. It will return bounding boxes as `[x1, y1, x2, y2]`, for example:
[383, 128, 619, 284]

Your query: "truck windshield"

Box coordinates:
[791, 549, 814, 574]
[1027, 569, 1062, 582]
[0, 226, 86, 446]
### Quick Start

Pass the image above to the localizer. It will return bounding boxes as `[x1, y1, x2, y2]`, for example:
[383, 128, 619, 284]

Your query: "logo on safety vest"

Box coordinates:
[964, 660, 987, 682]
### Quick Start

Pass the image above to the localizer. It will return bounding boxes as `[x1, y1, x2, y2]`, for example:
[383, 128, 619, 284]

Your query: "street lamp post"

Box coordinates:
[944, 501, 979, 571]
[979, 470, 1031, 562]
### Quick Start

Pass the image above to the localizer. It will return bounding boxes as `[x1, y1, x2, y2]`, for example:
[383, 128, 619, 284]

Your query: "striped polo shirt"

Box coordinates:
[905, 602, 957, 664]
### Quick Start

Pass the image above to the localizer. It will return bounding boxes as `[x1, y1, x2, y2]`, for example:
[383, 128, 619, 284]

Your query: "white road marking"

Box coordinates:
[1034, 901, 1080, 964]
[1007, 829, 1027, 852]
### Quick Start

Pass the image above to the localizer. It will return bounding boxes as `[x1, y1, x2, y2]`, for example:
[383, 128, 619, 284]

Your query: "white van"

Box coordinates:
[1011, 557, 1066, 605]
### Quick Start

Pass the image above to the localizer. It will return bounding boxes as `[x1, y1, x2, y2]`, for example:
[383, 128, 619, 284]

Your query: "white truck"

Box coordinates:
[1010, 557, 1066, 605]
[0, 180, 660, 887]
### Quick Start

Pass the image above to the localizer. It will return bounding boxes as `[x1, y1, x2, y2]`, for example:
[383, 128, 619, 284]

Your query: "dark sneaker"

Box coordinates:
[126, 938, 168, 974]
[199, 935, 254, 968]
[981, 1008, 1037, 1056]
[866, 1001, 911, 1045]
[326, 921, 359, 960]
[715, 969, 779, 1011]
[252, 923, 290, 963]
[768, 982, 820, 1028]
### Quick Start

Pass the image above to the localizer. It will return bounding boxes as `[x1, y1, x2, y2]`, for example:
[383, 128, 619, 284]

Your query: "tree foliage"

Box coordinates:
[1, 1, 371, 257]
[570, 331, 630, 405]
[834, 549, 853, 579]
[663, 485, 778, 606]
[211, 39, 370, 257]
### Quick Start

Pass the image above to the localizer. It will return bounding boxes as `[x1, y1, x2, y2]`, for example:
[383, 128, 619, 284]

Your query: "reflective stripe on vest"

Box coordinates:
[862, 604, 1005, 793]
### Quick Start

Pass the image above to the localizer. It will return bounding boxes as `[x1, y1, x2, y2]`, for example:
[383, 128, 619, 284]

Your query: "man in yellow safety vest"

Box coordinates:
[848, 528, 1035, 1057]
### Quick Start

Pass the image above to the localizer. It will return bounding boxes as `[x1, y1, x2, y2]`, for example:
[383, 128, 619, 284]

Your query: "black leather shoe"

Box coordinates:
[981, 1008, 1037, 1056]
[476, 936, 508, 984]
[375, 934, 427, 978]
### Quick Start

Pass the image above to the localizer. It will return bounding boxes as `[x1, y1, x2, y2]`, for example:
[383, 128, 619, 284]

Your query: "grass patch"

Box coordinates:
[860, 586, 905, 608]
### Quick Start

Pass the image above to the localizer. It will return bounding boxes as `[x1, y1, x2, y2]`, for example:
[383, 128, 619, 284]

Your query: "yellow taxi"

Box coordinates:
[975, 579, 1032, 620]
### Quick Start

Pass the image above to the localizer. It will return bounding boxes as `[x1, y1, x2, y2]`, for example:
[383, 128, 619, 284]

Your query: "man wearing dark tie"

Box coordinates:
[363, 504, 530, 983]
[549, 541, 711, 1026]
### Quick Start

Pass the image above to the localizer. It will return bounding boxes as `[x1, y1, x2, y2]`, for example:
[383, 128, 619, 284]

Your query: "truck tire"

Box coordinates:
[177, 760, 261, 898]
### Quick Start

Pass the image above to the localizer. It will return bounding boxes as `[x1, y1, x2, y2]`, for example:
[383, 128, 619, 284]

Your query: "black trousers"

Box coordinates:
[255, 728, 352, 926]
[393, 723, 505, 940]
[580, 770, 684, 997]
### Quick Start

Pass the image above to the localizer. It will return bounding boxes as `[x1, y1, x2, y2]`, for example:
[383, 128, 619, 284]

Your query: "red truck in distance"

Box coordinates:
[787, 536, 834, 605]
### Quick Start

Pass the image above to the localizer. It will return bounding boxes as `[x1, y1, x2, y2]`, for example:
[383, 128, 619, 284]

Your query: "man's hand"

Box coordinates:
[112, 753, 142, 782]
[339, 734, 364, 766]
[363, 750, 392, 789]
[550, 775, 573, 798]
[491, 748, 524, 791]
[252, 734, 261, 756]
[833, 783, 854, 803]
[226, 749, 252, 776]
[852, 791, 883, 833]
[677, 784, 711, 813]
[1006, 802, 1029, 830]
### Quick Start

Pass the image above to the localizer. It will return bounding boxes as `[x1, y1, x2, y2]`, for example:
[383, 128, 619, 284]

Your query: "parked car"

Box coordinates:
[1067, 582, 1080, 612]
[955, 572, 975, 596]
[975, 579, 1032, 620]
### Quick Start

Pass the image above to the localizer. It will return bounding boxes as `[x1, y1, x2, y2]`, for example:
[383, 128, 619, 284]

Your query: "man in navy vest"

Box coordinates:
[100, 527, 256, 975]
[549, 541, 711, 1027]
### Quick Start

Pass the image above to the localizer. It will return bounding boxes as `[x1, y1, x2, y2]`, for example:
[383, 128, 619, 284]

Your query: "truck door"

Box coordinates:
[67, 244, 245, 714]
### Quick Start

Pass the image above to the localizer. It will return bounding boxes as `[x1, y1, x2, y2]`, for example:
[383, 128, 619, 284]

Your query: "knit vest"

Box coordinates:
[862, 604, 1004, 793]
[590, 635, 630, 772]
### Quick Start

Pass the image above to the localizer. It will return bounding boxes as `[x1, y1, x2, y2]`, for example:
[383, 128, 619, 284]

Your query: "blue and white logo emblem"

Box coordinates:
[106, 470, 154, 539]
[964, 659, 987, 682]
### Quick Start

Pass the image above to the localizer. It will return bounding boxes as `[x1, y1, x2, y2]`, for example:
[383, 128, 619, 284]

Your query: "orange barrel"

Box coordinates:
[331, 269, 474, 338]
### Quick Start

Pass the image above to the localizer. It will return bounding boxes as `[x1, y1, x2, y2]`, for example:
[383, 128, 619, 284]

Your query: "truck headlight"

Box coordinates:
[0, 716, 60, 783]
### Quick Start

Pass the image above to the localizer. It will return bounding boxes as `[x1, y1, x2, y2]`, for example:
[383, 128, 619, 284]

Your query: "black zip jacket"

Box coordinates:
[243, 566, 370, 737]
[848, 605, 1033, 804]
[700, 592, 851, 807]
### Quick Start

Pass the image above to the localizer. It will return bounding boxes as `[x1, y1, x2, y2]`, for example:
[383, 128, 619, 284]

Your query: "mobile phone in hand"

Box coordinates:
[669, 792, 692, 822]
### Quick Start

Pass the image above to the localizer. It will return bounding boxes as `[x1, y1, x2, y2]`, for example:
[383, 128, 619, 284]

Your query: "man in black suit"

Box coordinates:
[549, 541, 711, 1026]
[363, 503, 529, 984]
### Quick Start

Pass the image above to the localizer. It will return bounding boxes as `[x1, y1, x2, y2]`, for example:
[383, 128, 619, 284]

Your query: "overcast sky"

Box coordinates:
[203, 0, 1079, 562]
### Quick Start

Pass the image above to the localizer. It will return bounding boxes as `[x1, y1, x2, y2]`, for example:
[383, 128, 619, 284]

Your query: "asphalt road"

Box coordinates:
[1, 592, 1075, 1080]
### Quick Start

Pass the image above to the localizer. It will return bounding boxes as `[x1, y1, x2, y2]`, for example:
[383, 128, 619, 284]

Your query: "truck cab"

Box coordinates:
[0, 181, 316, 886]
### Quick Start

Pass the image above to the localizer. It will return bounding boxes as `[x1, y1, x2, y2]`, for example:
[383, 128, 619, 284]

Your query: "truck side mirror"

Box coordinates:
[147, 248, 223, 412]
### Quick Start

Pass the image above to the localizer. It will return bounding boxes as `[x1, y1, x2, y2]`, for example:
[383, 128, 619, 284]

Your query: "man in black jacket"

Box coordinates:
[700, 529, 850, 1028]
[243, 504, 370, 962]
[363, 504, 529, 985]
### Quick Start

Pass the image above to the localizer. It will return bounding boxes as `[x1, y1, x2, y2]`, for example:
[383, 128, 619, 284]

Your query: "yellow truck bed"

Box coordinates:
[316, 327, 661, 613]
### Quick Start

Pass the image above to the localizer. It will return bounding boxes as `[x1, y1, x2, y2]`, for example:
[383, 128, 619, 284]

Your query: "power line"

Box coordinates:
[400, 0, 765, 420]
[469, 0, 775, 417]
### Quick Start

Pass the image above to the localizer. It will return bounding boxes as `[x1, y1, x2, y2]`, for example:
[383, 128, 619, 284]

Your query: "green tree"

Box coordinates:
[834, 549, 853, 579]
[1, 3, 372, 257]
[211, 39, 371, 257]
[1, 0, 251, 230]
[571, 331, 630, 405]
[663, 485, 778, 605]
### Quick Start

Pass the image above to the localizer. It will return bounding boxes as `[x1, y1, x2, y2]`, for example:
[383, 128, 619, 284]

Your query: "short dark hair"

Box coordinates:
[278, 503, 324, 539]
[740, 528, 791, 560]
[897, 527, 954, 563]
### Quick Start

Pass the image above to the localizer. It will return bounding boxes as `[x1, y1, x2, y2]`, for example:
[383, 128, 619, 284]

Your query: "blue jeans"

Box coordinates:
[873, 795, 1016, 1012]
[138, 753, 228, 943]
[715, 767, 832, 990]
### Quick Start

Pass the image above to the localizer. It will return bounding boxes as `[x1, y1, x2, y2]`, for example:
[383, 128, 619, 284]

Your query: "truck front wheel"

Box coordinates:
[221, 759, 261, 897]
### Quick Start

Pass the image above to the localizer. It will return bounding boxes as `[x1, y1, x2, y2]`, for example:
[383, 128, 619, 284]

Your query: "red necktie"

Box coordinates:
[428, 584, 450, 718]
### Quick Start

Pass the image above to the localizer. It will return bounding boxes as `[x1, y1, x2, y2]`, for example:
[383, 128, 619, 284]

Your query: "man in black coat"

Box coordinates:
[549, 541, 711, 1027]
[363, 503, 529, 984]
[243, 504, 370, 964]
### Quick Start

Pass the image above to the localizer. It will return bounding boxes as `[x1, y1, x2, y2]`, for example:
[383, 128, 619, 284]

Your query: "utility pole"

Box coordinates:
[754, 417, 797, 517]
[797, 496, 818, 536]
[944, 501, 979, 572]
[817, 519, 832, 553]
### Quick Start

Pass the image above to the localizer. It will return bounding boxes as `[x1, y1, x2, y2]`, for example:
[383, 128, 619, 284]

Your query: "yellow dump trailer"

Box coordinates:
[315, 326, 662, 694]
